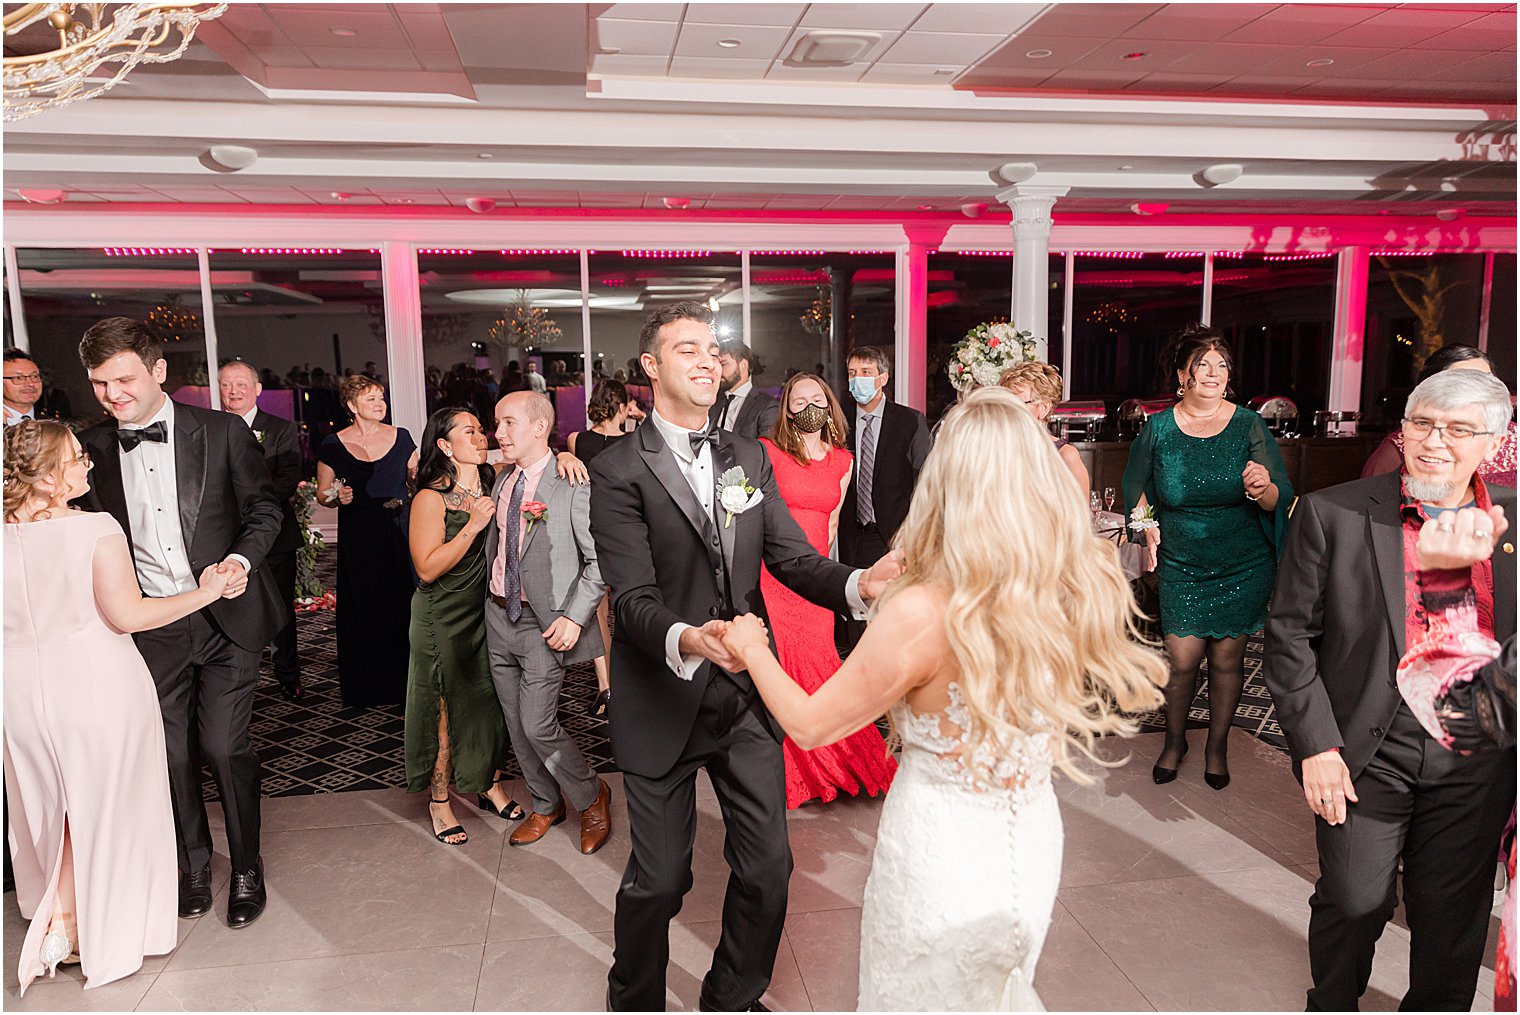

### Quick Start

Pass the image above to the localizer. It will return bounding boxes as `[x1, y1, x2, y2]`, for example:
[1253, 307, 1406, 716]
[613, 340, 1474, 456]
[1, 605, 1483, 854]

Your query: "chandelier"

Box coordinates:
[3, 3, 228, 123]
[144, 298, 201, 344]
[489, 290, 563, 349]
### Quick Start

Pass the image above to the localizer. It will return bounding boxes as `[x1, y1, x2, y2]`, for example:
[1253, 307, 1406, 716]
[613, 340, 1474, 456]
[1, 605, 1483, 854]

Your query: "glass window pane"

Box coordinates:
[926, 251, 1013, 423]
[1068, 252, 1205, 406]
[1488, 254, 1516, 390]
[585, 249, 743, 436]
[416, 248, 585, 448]
[1209, 252, 1335, 417]
[15, 247, 207, 426]
[1361, 252, 1490, 428]
[208, 246, 385, 460]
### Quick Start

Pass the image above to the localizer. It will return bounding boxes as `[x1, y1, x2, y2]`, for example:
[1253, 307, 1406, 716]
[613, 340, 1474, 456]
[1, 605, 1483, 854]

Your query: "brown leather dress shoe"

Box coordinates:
[580, 779, 613, 855]
[509, 806, 565, 846]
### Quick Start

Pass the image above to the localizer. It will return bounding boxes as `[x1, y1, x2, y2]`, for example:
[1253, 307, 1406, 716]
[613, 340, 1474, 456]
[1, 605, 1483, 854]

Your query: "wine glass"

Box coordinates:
[1103, 487, 1117, 512]
[1089, 490, 1102, 516]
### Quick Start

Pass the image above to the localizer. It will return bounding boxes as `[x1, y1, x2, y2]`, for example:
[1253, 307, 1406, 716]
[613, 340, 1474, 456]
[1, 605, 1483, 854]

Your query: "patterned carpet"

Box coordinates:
[212, 551, 1285, 799]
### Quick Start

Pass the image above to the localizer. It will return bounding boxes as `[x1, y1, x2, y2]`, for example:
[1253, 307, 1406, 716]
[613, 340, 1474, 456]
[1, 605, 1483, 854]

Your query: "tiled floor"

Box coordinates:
[6, 731, 1500, 1012]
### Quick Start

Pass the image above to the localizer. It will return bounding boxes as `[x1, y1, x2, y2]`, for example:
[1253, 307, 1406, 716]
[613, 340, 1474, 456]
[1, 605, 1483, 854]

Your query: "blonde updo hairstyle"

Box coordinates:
[877, 387, 1166, 783]
[4, 420, 76, 523]
[998, 362, 1065, 420]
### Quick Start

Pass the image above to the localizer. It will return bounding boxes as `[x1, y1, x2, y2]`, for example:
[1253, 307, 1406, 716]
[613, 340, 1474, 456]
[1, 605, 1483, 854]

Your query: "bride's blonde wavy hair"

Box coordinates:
[878, 387, 1165, 783]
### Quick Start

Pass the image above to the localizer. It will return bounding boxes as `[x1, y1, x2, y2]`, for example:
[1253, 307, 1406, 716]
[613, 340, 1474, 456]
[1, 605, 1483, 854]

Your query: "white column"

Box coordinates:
[1328, 246, 1370, 413]
[894, 236, 932, 412]
[741, 248, 752, 348]
[1061, 251, 1074, 400]
[996, 184, 1068, 362]
[198, 247, 222, 410]
[580, 248, 593, 409]
[1200, 251, 1214, 326]
[4, 246, 29, 352]
[381, 241, 427, 440]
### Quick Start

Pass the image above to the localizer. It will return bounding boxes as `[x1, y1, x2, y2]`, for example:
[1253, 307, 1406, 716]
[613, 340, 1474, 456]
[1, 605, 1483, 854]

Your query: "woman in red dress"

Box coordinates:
[758, 372, 897, 808]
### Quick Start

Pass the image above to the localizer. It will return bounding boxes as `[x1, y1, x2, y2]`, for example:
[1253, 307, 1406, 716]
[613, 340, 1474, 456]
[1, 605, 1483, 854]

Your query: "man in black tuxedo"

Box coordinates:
[836, 345, 931, 650]
[708, 339, 779, 440]
[591, 302, 898, 1011]
[1264, 368, 1516, 1011]
[219, 360, 304, 701]
[77, 318, 284, 929]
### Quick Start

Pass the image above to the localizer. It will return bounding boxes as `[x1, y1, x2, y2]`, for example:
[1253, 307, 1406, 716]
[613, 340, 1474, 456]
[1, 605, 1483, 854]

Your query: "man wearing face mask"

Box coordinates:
[837, 346, 932, 651]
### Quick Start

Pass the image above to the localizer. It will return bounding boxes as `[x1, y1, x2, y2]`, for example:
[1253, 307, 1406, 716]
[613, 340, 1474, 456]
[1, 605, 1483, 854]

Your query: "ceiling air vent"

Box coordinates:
[785, 32, 881, 68]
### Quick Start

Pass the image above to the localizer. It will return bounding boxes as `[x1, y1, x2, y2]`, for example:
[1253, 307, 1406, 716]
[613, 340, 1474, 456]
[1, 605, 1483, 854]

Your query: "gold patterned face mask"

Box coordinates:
[790, 404, 829, 434]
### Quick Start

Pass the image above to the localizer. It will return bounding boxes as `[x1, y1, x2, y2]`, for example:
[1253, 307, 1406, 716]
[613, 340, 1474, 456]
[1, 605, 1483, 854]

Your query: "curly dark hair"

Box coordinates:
[1161, 322, 1234, 397]
[587, 378, 630, 425]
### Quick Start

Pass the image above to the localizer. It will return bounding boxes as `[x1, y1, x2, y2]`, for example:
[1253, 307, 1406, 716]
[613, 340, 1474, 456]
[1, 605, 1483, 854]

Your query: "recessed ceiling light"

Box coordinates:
[1306, 58, 1334, 67]
[331, 192, 351, 201]
[916, 204, 934, 211]
[717, 38, 741, 49]
[1122, 51, 1147, 60]
[1025, 49, 1053, 59]
[477, 153, 494, 159]
[1118, 164, 1135, 171]
[397, 198, 414, 204]
[329, 26, 357, 37]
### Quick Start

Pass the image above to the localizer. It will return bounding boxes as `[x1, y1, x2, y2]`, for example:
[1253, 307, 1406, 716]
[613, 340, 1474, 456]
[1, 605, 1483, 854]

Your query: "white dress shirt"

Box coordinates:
[719, 379, 752, 430]
[238, 406, 259, 428]
[4, 404, 34, 427]
[650, 408, 867, 681]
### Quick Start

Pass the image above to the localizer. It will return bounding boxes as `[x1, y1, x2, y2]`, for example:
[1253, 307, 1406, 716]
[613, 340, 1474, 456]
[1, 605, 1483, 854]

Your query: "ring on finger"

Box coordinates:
[1474, 529, 1491, 539]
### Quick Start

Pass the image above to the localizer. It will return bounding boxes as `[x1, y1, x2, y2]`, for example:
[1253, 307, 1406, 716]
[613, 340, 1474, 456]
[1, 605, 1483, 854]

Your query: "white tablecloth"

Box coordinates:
[1095, 511, 1151, 582]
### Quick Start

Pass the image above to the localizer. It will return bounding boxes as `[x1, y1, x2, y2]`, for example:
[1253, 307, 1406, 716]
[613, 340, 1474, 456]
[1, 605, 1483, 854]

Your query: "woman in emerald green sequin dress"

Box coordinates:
[405, 408, 522, 846]
[1123, 325, 1293, 791]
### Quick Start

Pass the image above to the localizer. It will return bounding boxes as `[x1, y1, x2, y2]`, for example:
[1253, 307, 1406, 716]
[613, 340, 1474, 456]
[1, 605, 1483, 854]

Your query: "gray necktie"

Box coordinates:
[857, 414, 877, 526]
[502, 471, 526, 622]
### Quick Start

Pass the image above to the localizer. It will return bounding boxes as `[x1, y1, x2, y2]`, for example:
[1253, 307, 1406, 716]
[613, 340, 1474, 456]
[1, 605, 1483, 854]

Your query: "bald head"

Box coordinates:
[494, 389, 556, 465]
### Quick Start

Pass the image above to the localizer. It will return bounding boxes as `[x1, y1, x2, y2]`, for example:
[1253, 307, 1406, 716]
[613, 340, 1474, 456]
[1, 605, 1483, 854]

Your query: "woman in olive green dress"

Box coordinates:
[1123, 325, 1293, 791]
[406, 407, 522, 845]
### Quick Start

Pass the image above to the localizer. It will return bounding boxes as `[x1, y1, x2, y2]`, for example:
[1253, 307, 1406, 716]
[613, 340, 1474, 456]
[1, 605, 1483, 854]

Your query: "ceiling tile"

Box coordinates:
[415, 49, 465, 73]
[765, 60, 869, 81]
[824, 194, 895, 209]
[667, 56, 773, 79]
[272, 10, 410, 47]
[1353, 48, 1482, 79]
[969, 35, 1106, 71]
[298, 46, 423, 71]
[1212, 74, 1328, 95]
[1291, 78, 1408, 98]
[1125, 4, 1276, 41]
[859, 62, 963, 84]
[1126, 71, 1234, 93]
[1423, 10, 1518, 50]
[219, 186, 319, 204]
[683, 4, 805, 27]
[396, 12, 457, 51]
[1440, 50, 1518, 81]
[1020, 4, 1167, 38]
[377, 192, 452, 206]
[589, 53, 671, 75]
[953, 65, 1059, 88]
[911, 3, 1046, 35]
[215, 5, 297, 49]
[596, 4, 683, 21]
[674, 22, 791, 60]
[881, 31, 1007, 65]
[1159, 41, 1303, 75]
[1039, 67, 1153, 90]
[1221, 5, 1380, 44]
[1066, 38, 1200, 72]
[592, 18, 681, 56]
[798, 4, 927, 31]
[246, 44, 316, 69]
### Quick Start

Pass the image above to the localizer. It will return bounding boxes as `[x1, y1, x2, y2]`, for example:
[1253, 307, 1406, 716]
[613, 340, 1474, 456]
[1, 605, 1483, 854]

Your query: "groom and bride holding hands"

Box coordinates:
[591, 300, 1164, 1011]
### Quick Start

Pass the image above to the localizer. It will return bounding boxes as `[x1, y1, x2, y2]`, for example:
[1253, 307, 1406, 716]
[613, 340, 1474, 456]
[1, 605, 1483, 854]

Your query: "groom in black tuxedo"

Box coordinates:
[590, 301, 898, 1011]
[77, 317, 284, 929]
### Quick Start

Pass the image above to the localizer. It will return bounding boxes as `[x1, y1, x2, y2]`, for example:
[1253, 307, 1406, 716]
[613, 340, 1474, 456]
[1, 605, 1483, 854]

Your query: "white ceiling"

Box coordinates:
[2, 3, 1514, 220]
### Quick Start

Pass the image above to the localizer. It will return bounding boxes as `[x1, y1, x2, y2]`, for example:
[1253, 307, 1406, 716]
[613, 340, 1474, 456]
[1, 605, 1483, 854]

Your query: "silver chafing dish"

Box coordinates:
[1313, 409, 1361, 437]
[1049, 400, 1107, 442]
[1248, 395, 1299, 437]
[1117, 397, 1174, 438]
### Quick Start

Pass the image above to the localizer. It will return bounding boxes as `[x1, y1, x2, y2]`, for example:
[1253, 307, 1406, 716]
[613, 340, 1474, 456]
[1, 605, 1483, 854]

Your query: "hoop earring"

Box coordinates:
[1176, 385, 1186, 398]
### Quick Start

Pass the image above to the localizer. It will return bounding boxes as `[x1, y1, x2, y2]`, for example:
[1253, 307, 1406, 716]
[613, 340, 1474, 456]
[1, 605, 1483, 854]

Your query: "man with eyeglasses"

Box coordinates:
[1265, 368, 1516, 1011]
[3, 349, 44, 426]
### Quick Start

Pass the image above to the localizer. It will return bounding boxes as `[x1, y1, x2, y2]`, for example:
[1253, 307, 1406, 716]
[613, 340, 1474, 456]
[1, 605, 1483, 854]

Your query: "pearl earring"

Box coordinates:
[443, 447, 453, 458]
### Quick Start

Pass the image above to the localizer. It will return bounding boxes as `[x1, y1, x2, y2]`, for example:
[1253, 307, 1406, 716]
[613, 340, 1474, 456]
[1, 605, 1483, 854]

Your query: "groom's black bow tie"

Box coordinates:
[116, 420, 169, 452]
[689, 428, 719, 456]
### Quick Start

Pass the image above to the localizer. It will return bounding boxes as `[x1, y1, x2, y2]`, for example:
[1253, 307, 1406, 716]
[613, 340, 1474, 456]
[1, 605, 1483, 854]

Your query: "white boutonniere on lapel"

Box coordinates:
[253, 429, 266, 444]
[716, 467, 763, 529]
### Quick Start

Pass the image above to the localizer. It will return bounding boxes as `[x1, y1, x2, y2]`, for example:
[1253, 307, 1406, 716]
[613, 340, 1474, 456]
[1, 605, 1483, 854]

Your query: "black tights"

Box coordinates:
[1156, 633, 1248, 774]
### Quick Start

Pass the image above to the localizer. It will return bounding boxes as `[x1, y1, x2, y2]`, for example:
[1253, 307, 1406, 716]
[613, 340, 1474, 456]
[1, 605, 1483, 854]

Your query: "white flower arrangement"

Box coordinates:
[947, 321, 1037, 393]
[1127, 505, 1159, 532]
[716, 467, 763, 528]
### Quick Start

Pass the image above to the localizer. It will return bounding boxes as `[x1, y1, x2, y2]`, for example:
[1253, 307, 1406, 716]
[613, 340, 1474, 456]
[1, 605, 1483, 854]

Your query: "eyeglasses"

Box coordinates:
[4, 372, 41, 383]
[62, 454, 93, 469]
[1402, 417, 1491, 442]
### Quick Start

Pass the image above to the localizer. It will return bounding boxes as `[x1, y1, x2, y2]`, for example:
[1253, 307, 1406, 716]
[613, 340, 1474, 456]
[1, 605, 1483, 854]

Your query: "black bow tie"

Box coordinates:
[689, 428, 719, 456]
[116, 420, 168, 452]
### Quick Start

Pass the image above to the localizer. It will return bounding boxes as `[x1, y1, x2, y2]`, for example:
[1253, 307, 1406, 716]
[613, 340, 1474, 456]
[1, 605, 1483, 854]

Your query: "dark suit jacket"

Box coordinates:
[252, 409, 302, 556]
[78, 399, 287, 653]
[707, 386, 780, 442]
[1263, 473, 1516, 780]
[837, 399, 932, 562]
[589, 421, 855, 777]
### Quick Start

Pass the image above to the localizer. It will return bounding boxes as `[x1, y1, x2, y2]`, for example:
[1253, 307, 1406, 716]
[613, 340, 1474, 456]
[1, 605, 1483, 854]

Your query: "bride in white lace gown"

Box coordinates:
[722, 387, 1166, 1011]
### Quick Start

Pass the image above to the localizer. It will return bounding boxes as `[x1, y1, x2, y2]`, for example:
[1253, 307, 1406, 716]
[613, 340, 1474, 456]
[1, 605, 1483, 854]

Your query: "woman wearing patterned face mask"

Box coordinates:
[759, 373, 898, 808]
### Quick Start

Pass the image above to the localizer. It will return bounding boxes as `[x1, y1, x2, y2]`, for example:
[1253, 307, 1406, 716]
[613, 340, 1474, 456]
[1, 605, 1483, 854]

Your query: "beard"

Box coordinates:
[1404, 475, 1461, 503]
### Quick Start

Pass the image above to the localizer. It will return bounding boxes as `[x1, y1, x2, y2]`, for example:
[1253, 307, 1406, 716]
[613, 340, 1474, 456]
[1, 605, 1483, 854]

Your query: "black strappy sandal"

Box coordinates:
[429, 797, 468, 845]
[476, 775, 525, 821]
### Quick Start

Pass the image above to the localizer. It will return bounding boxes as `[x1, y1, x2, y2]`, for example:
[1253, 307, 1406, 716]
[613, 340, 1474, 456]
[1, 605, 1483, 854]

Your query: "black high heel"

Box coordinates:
[589, 688, 610, 718]
[429, 798, 467, 846]
[1204, 769, 1231, 791]
[1152, 742, 1188, 785]
[477, 776, 525, 821]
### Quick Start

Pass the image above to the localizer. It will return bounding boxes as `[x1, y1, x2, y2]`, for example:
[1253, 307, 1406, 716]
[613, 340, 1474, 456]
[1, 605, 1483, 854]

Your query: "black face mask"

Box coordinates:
[791, 404, 829, 434]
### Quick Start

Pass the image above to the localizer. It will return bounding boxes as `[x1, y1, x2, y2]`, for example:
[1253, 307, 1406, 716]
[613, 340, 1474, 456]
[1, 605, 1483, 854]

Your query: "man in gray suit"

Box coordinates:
[485, 390, 613, 854]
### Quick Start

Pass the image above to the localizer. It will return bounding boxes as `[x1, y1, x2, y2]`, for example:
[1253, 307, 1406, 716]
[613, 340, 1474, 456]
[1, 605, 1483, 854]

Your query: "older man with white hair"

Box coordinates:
[1266, 368, 1516, 1011]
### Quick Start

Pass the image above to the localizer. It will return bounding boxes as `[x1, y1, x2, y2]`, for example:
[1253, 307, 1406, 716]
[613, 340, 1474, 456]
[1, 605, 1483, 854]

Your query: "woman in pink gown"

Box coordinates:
[757, 373, 897, 808]
[4, 421, 230, 994]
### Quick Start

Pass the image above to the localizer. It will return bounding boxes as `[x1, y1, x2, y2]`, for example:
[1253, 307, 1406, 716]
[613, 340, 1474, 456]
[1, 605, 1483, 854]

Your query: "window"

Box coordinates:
[1068, 252, 1205, 406]
[926, 251, 1013, 423]
[1210, 252, 1336, 416]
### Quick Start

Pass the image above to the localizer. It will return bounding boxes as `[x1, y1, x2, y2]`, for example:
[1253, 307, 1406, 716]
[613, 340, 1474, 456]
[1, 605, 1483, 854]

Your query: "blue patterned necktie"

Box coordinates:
[502, 470, 526, 622]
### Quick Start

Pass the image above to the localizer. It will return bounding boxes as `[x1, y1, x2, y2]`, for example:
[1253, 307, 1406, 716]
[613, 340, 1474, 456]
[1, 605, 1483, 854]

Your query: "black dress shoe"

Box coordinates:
[227, 857, 267, 928]
[277, 678, 304, 702]
[1151, 742, 1188, 785]
[698, 997, 769, 1011]
[178, 864, 213, 919]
